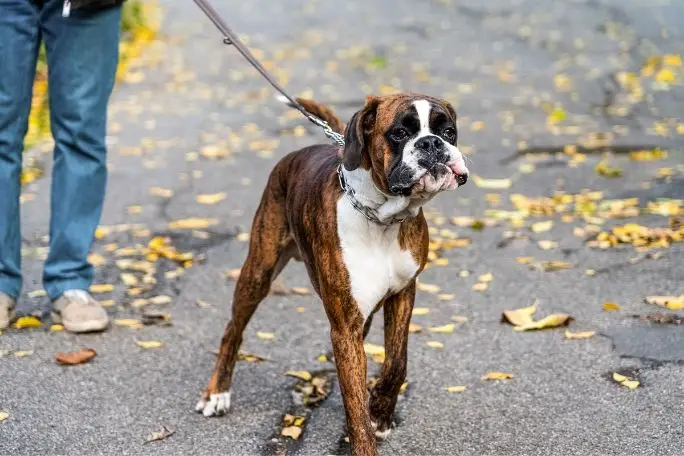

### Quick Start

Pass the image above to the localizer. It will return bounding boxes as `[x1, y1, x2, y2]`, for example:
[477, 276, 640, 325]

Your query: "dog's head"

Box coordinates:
[343, 94, 469, 198]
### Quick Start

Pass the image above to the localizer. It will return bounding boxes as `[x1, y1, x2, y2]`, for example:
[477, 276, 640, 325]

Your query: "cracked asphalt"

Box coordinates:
[1, 0, 683, 455]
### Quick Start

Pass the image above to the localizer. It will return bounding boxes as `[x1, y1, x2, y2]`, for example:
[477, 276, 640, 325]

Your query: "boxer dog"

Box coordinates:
[196, 93, 469, 456]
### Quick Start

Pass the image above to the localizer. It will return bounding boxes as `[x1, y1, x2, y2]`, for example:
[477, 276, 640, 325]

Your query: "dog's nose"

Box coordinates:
[415, 135, 444, 153]
[455, 172, 468, 186]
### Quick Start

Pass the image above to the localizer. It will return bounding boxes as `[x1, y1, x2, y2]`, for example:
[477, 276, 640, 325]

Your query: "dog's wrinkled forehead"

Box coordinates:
[387, 98, 456, 137]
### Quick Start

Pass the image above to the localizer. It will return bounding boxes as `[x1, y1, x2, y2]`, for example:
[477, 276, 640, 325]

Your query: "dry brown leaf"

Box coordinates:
[483, 372, 513, 380]
[286, 370, 312, 382]
[502, 302, 537, 326]
[428, 324, 455, 334]
[135, 340, 164, 349]
[168, 217, 218, 230]
[446, 385, 467, 393]
[564, 329, 596, 340]
[281, 425, 302, 440]
[144, 425, 175, 444]
[196, 192, 227, 205]
[645, 295, 684, 310]
[55, 348, 97, 366]
[256, 331, 275, 340]
[513, 313, 573, 332]
[603, 302, 621, 311]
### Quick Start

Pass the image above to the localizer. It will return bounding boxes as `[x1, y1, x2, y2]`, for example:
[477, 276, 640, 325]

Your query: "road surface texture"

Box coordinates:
[1, 0, 683, 455]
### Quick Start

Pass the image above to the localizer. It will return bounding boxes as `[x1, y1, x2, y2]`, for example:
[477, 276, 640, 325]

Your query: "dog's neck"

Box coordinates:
[340, 166, 427, 225]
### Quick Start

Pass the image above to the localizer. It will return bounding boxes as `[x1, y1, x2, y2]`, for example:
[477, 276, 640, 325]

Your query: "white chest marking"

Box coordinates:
[337, 197, 420, 320]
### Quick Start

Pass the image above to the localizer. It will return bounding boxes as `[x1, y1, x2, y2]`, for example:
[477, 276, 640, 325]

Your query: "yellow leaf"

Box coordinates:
[452, 315, 469, 324]
[412, 307, 430, 316]
[446, 385, 466, 393]
[88, 253, 107, 267]
[135, 340, 164, 349]
[602, 302, 621, 311]
[501, 302, 537, 327]
[196, 192, 227, 205]
[516, 256, 534, 265]
[149, 295, 172, 305]
[655, 68, 675, 83]
[483, 371, 513, 380]
[459, 270, 470, 278]
[13, 316, 42, 329]
[90, 283, 114, 294]
[513, 313, 572, 331]
[612, 372, 639, 390]
[114, 319, 142, 328]
[286, 370, 312, 382]
[472, 282, 488, 292]
[363, 342, 385, 356]
[281, 425, 302, 440]
[236, 232, 250, 242]
[168, 217, 218, 230]
[120, 273, 138, 286]
[628, 149, 667, 161]
[595, 161, 623, 178]
[0, 411, 8, 422]
[547, 107, 567, 125]
[564, 329, 596, 340]
[437, 293, 455, 301]
[531, 220, 554, 233]
[622, 379, 640, 390]
[417, 282, 440, 293]
[537, 240, 557, 250]
[426, 341, 444, 349]
[13, 350, 34, 357]
[478, 272, 493, 283]
[149, 187, 174, 198]
[256, 331, 275, 340]
[645, 295, 684, 311]
[539, 261, 573, 272]
[49, 324, 64, 332]
[473, 175, 512, 189]
[27, 289, 46, 298]
[663, 54, 682, 67]
[428, 324, 455, 334]
[612, 372, 627, 382]
[408, 323, 422, 333]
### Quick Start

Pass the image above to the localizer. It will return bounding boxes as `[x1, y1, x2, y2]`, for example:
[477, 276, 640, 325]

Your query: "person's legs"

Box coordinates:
[0, 0, 41, 302]
[40, 0, 121, 301]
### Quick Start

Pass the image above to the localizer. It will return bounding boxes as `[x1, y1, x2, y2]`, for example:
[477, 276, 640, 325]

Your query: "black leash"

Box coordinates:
[192, 0, 345, 147]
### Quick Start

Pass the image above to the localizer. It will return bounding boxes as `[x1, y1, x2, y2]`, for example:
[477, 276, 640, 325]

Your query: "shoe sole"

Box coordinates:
[51, 312, 109, 333]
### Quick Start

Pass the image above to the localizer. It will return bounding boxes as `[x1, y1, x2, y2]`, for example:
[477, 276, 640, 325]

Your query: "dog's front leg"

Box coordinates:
[331, 317, 377, 456]
[369, 281, 415, 438]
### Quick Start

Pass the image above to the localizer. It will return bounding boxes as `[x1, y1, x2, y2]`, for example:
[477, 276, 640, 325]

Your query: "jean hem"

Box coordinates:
[0, 280, 21, 300]
[44, 279, 91, 302]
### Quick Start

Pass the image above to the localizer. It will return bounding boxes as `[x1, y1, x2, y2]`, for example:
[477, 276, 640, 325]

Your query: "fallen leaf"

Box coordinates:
[196, 192, 227, 205]
[565, 329, 596, 340]
[50, 324, 64, 332]
[412, 307, 430, 316]
[472, 282, 488, 292]
[149, 295, 172, 305]
[595, 161, 623, 178]
[408, 323, 423, 333]
[281, 425, 302, 440]
[513, 313, 573, 331]
[538, 261, 573, 272]
[537, 240, 557, 250]
[168, 217, 218, 230]
[446, 386, 466, 393]
[149, 187, 174, 198]
[645, 295, 684, 311]
[55, 348, 97, 365]
[363, 342, 385, 356]
[612, 372, 639, 390]
[114, 319, 142, 328]
[516, 256, 534, 265]
[473, 175, 512, 189]
[225, 268, 241, 281]
[120, 273, 138, 286]
[452, 315, 469, 324]
[628, 149, 667, 161]
[0, 411, 8, 422]
[483, 372, 513, 380]
[13, 350, 33, 358]
[286, 370, 312, 382]
[603, 302, 621, 311]
[135, 340, 164, 349]
[144, 425, 175, 444]
[428, 324, 455, 334]
[13, 316, 42, 329]
[90, 283, 114, 294]
[239, 351, 269, 362]
[88, 253, 107, 266]
[437, 293, 455, 301]
[531, 220, 554, 233]
[478, 272, 493, 283]
[501, 302, 537, 326]
[426, 341, 444, 349]
[256, 331, 275, 340]
[27, 289, 46, 298]
[417, 282, 440, 293]
[291, 287, 311, 296]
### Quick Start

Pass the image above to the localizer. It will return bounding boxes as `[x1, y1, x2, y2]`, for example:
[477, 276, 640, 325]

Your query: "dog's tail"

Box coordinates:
[276, 95, 344, 134]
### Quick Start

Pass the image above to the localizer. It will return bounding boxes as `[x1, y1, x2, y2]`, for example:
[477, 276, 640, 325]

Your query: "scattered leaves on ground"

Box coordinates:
[483, 372, 513, 380]
[286, 370, 313, 382]
[196, 192, 227, 205]
[446, 385, 466, 393]
[168, 217, 218, 230]
[565, 330, 596, 340]
[603, 301, 621, 311]
[135, 340, 164, 349]
[645, 295, 684, 310]
[55, 348, 97, 365]
[256, 331, 275, 340]
[612, 372, 640, 390]
[428, 323, 455, 334]
[426, 340, 444, 349]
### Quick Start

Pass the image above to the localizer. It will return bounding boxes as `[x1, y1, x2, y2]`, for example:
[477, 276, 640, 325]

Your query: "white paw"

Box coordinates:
[195, 391, 231, 417]
[371, 420, 392, 440]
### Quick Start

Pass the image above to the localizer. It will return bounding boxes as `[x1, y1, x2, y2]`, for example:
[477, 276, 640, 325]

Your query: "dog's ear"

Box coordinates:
[343, 96, 380, 171]
[440, 99, 458, 123]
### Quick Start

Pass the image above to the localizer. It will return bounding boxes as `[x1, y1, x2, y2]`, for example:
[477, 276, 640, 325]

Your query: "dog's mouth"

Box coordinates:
[387, 160, 469, 197]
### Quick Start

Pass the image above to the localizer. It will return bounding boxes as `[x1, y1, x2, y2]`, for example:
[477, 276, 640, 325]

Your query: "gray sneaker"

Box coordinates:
[0, 292, 16, 330]
[52, 289, 110, 333]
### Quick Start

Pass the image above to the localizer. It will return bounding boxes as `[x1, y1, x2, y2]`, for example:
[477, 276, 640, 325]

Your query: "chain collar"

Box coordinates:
[337, 164, 407, 226]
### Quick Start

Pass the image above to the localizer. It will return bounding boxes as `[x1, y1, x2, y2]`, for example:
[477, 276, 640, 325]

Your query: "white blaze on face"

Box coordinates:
[401, 100, 468, 192]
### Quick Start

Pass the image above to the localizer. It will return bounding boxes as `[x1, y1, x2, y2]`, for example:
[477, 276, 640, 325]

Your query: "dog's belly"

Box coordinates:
[336, 197, 419, 320]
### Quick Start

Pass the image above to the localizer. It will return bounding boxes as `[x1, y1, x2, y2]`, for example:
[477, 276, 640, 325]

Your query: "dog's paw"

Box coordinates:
[195, 391, 231, 417]
[371, 420, 392, 440]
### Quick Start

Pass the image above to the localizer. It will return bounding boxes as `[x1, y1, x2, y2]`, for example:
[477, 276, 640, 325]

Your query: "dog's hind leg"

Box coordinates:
[196, 182, 294, 417]
[368, 281, 415, 438]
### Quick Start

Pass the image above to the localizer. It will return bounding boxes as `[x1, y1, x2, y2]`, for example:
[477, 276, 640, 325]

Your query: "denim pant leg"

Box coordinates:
[41, 1, 121, 301]
[0, 0, 41, 299]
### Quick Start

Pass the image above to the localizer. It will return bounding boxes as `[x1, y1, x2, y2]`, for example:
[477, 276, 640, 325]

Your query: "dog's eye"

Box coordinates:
[390, 128, 409, 141]
[442, 127, 456, 141]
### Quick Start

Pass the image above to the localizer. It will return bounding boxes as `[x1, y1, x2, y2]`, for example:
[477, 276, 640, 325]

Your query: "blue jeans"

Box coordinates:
[0, 0, 121, 301]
